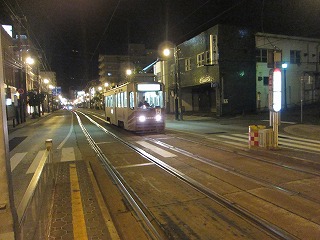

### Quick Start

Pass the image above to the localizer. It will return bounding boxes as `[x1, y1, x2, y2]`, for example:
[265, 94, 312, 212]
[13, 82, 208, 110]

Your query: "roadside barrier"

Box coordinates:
[248, 125, 265, 148]
[17, 139, 56, 240]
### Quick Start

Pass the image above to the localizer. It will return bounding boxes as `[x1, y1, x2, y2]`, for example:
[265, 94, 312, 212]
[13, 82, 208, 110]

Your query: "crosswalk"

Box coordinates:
[10, 147, 77, 174]
[10, 133, 320, 175]
[208, 133, 320, 153]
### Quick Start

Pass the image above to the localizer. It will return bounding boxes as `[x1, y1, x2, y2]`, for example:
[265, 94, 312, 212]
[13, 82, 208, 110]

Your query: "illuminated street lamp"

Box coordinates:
[126, 69, 132, 75]
[26, 56, 35, 65]
[163, 46, 182, 120]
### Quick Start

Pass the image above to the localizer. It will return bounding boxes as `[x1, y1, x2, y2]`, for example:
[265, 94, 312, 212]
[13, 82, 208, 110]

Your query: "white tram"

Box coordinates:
[104, 79, 165, 132]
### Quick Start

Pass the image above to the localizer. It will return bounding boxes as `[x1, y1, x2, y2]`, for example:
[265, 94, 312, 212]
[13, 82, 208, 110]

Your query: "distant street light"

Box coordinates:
[26, 56, 35, 65]
[162, 46, 182, 120]
[163, 48, 171, 57]
[126, 69, 132, 75]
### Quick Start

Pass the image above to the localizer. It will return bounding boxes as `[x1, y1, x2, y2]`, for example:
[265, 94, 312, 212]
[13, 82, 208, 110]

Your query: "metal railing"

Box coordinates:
[17, 139, 56, 240]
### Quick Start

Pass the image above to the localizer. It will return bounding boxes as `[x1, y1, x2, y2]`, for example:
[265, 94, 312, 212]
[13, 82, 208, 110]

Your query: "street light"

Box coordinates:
[163, 47, 182, 120]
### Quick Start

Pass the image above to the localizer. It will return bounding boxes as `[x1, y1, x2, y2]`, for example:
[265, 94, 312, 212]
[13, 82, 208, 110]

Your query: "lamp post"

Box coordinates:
[163, 47, 182, 120]
[282, 63, 288, 110]
[43, 78, 50, 112]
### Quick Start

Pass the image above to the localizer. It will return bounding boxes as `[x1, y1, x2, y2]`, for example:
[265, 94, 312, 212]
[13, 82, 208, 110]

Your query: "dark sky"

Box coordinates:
[1, 0, 320, 94]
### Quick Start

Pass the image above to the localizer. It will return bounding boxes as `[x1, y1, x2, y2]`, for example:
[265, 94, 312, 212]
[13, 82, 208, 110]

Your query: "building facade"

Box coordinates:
[255, 32, 320, 111]
[98, 44, 158, 86]
[156, 24, 256, 117]
[155, 25, 320, 117]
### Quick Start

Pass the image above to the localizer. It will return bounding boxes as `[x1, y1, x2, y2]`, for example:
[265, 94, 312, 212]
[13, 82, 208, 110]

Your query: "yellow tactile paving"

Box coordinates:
[70, 163, 88, 240]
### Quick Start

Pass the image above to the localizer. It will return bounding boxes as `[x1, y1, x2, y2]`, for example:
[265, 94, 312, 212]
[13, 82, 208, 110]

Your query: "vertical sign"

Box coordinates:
[210, 34, 218, 65]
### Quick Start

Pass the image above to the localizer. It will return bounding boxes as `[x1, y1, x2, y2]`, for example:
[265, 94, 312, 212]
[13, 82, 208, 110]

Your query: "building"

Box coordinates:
[1, 24, 55, 122]
[255, 32, 320, 111]
[98, 44, 158, 86]
[156, 24, 256, 117]
[155, 24, 320, 117]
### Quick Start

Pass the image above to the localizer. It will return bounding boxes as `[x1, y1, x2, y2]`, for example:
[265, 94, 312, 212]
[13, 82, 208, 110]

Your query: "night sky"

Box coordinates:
[1, 0, 320, 95]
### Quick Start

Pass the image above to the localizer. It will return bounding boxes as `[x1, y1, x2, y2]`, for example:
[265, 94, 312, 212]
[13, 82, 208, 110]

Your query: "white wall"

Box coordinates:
[256, 33, 320, 110]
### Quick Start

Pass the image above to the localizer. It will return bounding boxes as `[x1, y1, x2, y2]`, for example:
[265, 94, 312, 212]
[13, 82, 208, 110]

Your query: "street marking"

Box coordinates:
[212, 132, 320, 153]
[61, 147, 76, 162]
[279, 134, 320, 144]
[70, 163, 88, 240]
[10, 152, 27, 172]
[57, 114, 74, 149]
[136, 141, 177, 157]
[26, 150, 45, 174]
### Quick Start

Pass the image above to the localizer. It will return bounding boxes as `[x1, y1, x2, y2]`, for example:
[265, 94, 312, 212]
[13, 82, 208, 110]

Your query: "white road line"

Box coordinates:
[136, 141, 177, 158]
[61, 147, 76, 162]
[26, 150, 45, 174]
[10, 152, 27, 172]
[279, 134, 320, 144]
[214, 135, 247, 143]
[57, 114, 74, 149]
[214, 132, 320, 152]
[278, 141, 320, 152]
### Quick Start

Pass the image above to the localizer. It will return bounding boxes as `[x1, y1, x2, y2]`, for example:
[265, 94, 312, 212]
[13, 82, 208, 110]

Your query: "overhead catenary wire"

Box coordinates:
[2, 0, 51, 72]
[91, 0, 121, 61]
[176, 0, 247, 42]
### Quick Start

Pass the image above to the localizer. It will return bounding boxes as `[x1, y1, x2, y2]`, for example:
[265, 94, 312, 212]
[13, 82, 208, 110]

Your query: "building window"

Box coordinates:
[197, 52, 205, 67]
[263, 76, 269, 86]
[185, 58, 191, 71]
[256, 49, 268, 62]
[290, 50, 301, 64]
[205, 51, 211, 64]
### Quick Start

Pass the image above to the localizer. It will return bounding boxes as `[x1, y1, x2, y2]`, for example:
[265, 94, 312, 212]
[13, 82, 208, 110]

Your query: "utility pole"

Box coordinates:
[0, 28, 18, 240]
[15, 17, 27, 123]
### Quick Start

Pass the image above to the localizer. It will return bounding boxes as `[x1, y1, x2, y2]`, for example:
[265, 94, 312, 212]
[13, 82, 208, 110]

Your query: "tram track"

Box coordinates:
[75, 110, 305, 239]
[146, 137, 320, 205]
[74, 111, 166, 240]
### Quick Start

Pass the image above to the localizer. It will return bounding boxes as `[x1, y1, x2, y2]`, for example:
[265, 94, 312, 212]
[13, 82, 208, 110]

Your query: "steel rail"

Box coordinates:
[147, 137, 320, 205]
[80, 110, 298, 240]
[74, 112, 164, 240]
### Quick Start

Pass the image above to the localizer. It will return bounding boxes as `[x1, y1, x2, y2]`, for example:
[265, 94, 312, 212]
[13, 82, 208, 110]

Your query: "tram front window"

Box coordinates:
[137, 91, 163, 109]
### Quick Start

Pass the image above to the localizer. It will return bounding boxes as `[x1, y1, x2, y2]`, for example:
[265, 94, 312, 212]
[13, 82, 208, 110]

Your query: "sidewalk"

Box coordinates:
[7, 112, 51, 134]
[167, 103, 320, 141]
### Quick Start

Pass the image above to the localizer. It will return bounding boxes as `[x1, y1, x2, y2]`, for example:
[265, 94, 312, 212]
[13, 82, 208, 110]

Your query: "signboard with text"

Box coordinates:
[52, 87, 61, 96]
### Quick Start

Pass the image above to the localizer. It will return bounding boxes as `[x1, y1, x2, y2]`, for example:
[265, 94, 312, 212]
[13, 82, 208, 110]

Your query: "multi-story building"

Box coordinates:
[98, 44, 158, 86]
[1, 24, 55, 122]
[256, 32, 320, 111]
[155, 24, 320, 117]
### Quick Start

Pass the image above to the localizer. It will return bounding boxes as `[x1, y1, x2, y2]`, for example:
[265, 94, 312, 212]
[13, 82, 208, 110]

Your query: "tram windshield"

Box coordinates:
[136, 83, 164, 109]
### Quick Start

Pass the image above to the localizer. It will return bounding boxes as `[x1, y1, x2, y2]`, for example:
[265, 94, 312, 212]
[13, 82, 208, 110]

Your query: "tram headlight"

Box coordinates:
[138, 115, 146, 122]
[155, 115, 162, 122]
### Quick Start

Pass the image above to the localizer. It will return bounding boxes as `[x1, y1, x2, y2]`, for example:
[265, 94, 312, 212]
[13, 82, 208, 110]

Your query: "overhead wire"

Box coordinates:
[170, 0, 212, 31]
[91, 0, 121, 61]
[2, 0, 52, 71]
[176, 0, 247, 42]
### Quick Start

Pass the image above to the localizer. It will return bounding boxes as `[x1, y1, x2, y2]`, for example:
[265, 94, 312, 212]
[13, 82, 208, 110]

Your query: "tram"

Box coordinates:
[104, 78, 165, 132]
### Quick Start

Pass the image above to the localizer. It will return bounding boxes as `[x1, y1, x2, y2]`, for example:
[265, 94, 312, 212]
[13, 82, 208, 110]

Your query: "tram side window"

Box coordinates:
[117, 93, 122, 108]
[129, 92, 134, 109]
[106, 95, 114, 107]
[123, 91, 127, 108]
